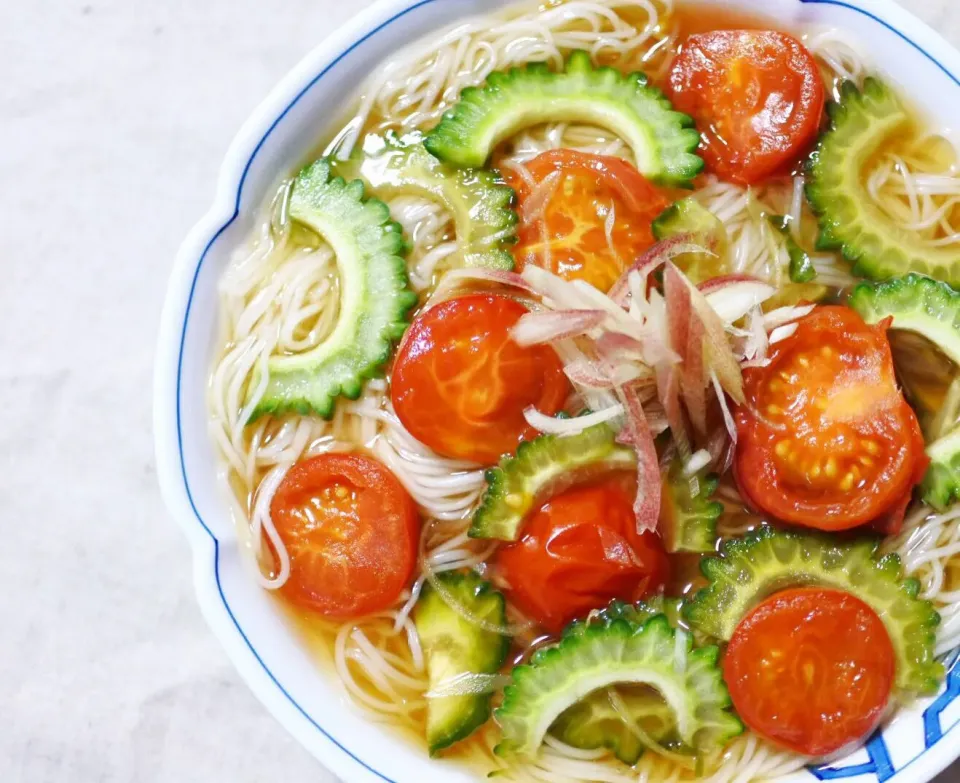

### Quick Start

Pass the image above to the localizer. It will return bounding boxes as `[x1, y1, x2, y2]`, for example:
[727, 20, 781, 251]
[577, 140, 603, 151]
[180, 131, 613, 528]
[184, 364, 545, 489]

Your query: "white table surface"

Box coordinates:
[3, 1, 960, 781]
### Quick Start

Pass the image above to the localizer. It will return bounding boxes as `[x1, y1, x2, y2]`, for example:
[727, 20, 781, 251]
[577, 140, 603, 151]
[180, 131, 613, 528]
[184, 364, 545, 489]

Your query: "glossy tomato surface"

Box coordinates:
[505, 149, 669, 292]
[495, 473, 669, 633]
[391, 294, 569, 464]
[668, 30, 825, 184]
[270, 453, 419, 618]
[735, 306, 926, 530]
[724, 587, 895, 756]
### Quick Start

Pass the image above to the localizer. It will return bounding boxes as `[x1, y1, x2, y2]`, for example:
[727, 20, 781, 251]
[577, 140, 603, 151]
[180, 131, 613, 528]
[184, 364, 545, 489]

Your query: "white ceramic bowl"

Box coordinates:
[155, 1, 960, 780]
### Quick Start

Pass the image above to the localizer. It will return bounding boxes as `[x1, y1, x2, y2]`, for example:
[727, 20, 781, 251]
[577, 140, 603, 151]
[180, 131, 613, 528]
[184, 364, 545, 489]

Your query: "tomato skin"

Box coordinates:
[668, 30, 825, 184]
[270, 454, 419, 618]
[724, 587, 895, 756]
[391, 294, 569, 464]
[735, 306, 926, 531]
[494, 474, 670, 633]
[504, 150, 669, 292]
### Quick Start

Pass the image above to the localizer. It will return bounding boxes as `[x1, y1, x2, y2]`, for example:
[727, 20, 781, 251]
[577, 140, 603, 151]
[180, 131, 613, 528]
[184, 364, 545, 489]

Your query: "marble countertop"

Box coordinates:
[3, 1, 959, 781]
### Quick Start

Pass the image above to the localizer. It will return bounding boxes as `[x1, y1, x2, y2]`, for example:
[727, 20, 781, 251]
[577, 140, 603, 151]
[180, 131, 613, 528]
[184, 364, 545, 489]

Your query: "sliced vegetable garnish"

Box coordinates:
[551, 598, 702, 764]
[724, 587, 894, 756]
[614, 383, 663, 535]
[469, 422, 635, 541]
[494, 474, 669, 633]
[849, 273, 960, 508]
[808, 79, 960, 286]
[659, 458, 723, 553]
[390, 294, 569, 464]
[769, 215, 817, 283]
[270, 454, 419, 617]
[551, 684, 680, 765]
[252, 159, 418, 420]
[505, 149, 669, 292]
[735, 306, 927, 531]
[495, 612, 742, 758]
[652, 197, 729, 283]
[683, 526, 943, 694]
[413, 570, 511, 755]
[331, 132, 518, 271]
[925, 428, 960, 510]
[425, 50, 703, 184]
[668, 30, 825, 184]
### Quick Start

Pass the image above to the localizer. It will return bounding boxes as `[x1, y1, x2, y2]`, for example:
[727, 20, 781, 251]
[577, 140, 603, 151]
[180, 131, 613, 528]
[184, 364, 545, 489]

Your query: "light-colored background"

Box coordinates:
[3, 1, 960, 781]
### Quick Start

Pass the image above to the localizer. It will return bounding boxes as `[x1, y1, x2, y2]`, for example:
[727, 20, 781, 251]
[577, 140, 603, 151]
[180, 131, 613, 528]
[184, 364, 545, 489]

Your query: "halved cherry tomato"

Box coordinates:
[270, 453, 419, 618]
[668, 30, 825, 184]
[494, 474, 669, 633]
[724, 587, 895, 756]
[504, 149, 669, 292]
[735, 306, 927, 531]
[391, 294, 569, 464]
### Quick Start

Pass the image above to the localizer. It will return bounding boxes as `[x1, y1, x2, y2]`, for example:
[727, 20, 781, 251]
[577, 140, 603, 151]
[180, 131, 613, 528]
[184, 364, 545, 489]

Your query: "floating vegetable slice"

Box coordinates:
[807, 79, 960, 286]
[413, 571, 511, 754]
[469, 423, 635, 541]
[507, 149, 669, 292]
[768, 215, 816, 283]
[724, 587, 895, 757]
[668, 30, 825, 184]
[683, 526, 943, 694]
[652, 198, 728, 283]
[495, 614, 742, 758]
[391, 294, 569, 464]
[331, 133, 517, 271]
[424, 50, 703, 185]
[659, 459, 723, 554]
[494, 475, 669, 633]
[849, 273, 960, 365]
[551, 597, 719, 763]
[735, 306, 927, 532]
[849, 273, 960, 508]
[251, 159, 418, 419]
[924, 428, 960, 510]
[550, 685, 678, 765]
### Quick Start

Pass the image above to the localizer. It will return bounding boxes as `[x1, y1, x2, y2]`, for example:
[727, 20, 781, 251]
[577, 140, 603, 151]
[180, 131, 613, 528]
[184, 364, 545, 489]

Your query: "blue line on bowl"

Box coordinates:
[801, 0, 960, 87]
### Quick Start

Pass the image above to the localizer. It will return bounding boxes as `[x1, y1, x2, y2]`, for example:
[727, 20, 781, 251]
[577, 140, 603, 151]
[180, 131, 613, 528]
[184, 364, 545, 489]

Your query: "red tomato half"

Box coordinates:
[735, 306, 927, 531]
[391, 294, 569, 464]
[495, 474, 669, 633]
[668, 30, 825, 184]
[270, 453, 419, 618]
[724, 587, 895, 756]
[505, 149, 669, 292]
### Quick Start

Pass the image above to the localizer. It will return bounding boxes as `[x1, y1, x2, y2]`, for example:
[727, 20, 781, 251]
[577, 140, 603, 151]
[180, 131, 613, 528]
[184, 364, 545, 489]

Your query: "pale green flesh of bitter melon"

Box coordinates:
[249, 159, 418, 420]
[807, 78, 960, 286]
[550, 599, 712, 764]
[469, 422, 636, 541]
[683, 526, 943, 695]
[925, 428, 960, 510]
[659, 459, 722, 554]
[849, 273, 960, 509]
[331, 133, 517, 271]
[424, 50, 703, 185]
[413, 570, 510, 755]
[495, 614, 742, 759]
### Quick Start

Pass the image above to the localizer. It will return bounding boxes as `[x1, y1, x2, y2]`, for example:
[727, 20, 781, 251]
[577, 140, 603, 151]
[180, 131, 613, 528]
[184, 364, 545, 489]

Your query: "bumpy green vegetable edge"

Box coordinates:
[684, 526, 943, 695]
[849, 273, 960, 509]
[425, 50, 703, 185]
[494, 611, 742, 759]
[249, 159, 418, 420]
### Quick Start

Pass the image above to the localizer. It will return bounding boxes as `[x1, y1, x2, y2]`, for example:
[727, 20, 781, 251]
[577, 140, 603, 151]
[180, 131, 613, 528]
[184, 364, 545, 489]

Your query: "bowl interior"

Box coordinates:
[156, 0, 960, 781]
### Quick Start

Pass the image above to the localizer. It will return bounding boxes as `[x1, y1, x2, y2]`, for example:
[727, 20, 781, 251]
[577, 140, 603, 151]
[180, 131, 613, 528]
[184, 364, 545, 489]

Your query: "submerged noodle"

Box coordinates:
[207, 0, 960, 779]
